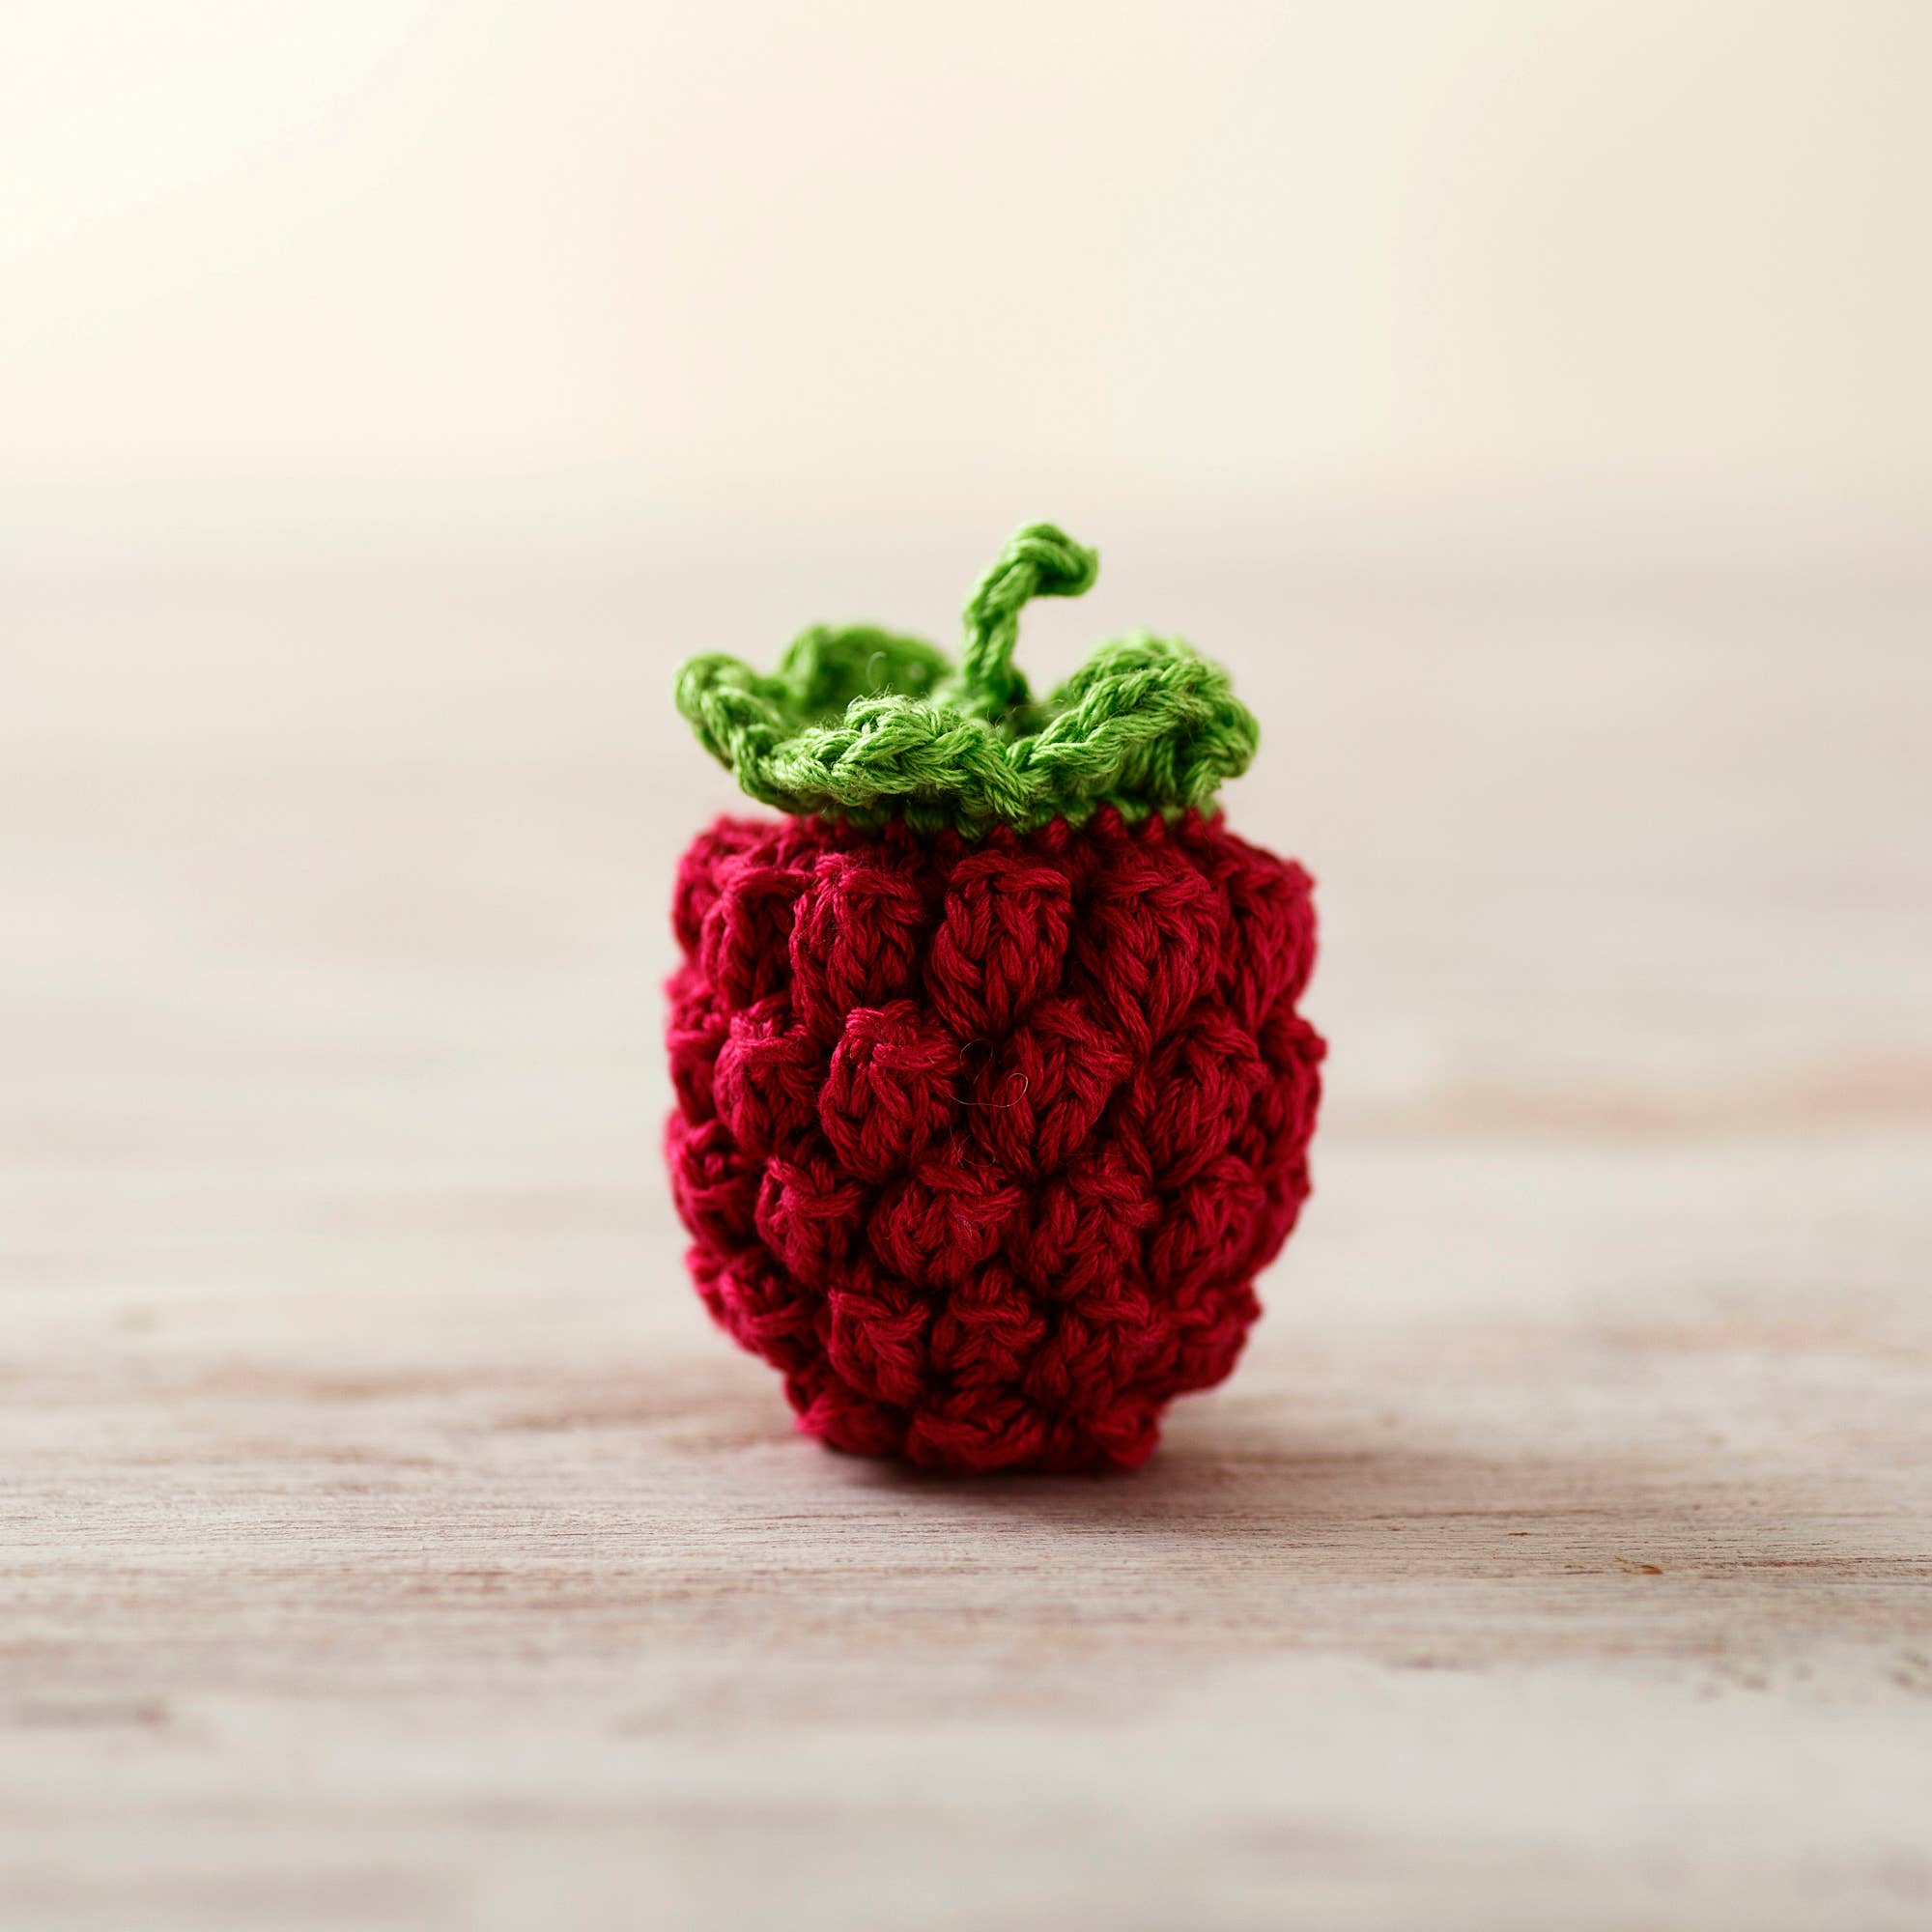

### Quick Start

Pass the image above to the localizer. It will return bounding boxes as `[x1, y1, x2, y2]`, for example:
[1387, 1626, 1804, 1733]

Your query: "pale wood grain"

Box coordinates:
[3, 520, 1929, 1930]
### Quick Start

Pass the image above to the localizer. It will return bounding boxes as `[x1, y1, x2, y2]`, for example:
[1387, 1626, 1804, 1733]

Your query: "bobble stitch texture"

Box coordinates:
[667, 526, 1324, 1473]
[668, 809, 1323, 1472]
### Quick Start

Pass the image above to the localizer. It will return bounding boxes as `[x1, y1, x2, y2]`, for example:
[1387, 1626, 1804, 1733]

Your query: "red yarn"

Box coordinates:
[666, 807, 1322, 1474]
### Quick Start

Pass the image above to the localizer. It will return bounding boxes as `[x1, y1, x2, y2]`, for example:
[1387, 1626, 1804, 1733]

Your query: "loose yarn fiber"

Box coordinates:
[668, 526, 1323, 1473]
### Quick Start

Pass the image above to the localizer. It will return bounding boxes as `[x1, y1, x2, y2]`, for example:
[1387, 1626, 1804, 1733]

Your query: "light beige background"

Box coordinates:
[5, 0, 1930, 507]
[3, 6, 1930, 1930]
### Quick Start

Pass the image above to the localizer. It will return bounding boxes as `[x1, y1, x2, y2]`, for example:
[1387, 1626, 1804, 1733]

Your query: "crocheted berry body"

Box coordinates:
[667, 806, 1323, 1473]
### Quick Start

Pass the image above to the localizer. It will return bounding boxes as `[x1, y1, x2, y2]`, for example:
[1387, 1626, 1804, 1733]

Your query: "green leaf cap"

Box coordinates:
[673, 523, 1259, 835]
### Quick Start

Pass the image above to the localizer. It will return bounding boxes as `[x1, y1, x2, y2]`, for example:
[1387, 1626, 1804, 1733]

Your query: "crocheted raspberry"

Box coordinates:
[668, 526, 1322, 1473]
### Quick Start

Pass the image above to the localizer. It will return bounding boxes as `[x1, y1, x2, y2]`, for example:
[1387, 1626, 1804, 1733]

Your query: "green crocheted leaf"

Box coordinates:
[673, 525, 1260, 836]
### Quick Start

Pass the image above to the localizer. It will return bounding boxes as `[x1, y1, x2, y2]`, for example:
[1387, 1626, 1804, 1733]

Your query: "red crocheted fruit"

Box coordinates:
[667, 808, 1322, 1472]
[667, 525, 1324, 1473]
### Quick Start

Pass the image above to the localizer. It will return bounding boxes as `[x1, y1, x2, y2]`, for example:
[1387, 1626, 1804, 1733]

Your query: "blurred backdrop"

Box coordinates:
[6, 11, 1932, 1924]
[4, 0, 1930, 516]
[3, 0, 1928, 1342]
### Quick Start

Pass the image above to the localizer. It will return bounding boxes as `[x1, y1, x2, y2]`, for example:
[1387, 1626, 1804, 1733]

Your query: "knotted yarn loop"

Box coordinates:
[948, 522, 1101, 727]
[673, 523, 1260, 836]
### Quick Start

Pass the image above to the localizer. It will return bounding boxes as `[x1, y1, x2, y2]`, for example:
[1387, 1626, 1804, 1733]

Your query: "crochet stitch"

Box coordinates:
[674, 524, 1260, 834]
[667, 526, 1323, 1473]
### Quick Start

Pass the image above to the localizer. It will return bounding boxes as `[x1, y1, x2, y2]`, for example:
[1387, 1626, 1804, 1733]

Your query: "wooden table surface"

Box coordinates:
[5, 514, 1929, 1928]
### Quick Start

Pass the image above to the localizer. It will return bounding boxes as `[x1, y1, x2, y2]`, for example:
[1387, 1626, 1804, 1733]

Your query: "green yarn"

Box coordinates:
[673, 523, 1260, 836]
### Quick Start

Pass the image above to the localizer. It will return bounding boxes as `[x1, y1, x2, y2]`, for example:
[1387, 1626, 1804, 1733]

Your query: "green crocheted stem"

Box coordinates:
[673, 524, 1260, 836]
